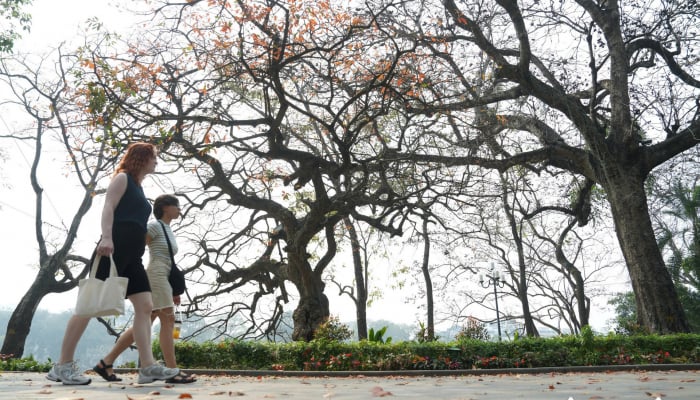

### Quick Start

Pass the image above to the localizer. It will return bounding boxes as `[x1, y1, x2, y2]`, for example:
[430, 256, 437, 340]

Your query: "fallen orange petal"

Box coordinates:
[371, 386, 393, 397]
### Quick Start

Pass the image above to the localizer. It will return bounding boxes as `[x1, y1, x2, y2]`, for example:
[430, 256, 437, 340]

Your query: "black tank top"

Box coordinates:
[113, 173, 151, 233]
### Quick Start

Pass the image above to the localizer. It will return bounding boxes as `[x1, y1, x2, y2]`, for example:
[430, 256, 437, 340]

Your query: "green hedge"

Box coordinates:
[0, 354, 52, 372]
[3, 332, 699, 372]
[153, 333, 700, 371]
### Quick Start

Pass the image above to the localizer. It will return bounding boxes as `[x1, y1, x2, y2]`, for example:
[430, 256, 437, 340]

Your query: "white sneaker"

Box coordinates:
[45, 364, 61, 382]
[47, 361, 91, 385]
[138, 363, 179, 384]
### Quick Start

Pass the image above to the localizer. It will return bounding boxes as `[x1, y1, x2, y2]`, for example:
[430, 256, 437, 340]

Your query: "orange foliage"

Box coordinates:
[81, 59, 95, 70]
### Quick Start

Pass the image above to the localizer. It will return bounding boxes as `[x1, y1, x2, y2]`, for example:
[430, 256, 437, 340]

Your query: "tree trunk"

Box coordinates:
[605, 173, 689, 333]
[1, 278, 50, 358]
[345, 218, 368, 340]
[420, 218, 435, 340]
[573, 273, 590, 331]
[517, 277, 539, 337]
[502, 179, 539, 337]
[292, 294, 330, 341]
[556, 220, 590, 333]
[288, 252, 329, 341]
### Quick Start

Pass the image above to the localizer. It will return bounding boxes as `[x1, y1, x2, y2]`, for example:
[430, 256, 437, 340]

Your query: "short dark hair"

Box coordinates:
[153, 194, 179, 219]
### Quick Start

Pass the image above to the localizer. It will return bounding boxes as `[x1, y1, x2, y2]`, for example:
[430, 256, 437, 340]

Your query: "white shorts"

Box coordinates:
[146, 260, 175, 311]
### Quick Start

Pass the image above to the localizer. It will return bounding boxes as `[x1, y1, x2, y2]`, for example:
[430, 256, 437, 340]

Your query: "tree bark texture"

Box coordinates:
[292, 294, 330, 341]
[0, 278, 50, 357]
[604, 170, 689, 333]
[346, 218, 368, 340]
[287, 252, 330, 341]
[421, 218, 435, 340]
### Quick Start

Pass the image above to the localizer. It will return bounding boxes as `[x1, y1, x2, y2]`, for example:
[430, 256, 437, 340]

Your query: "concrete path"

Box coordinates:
[0, 367, 698, 399]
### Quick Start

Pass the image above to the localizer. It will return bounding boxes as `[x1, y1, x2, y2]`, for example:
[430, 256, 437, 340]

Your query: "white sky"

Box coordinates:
[0, 0, 623, 334]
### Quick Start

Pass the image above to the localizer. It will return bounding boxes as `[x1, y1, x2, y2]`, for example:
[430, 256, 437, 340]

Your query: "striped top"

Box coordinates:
[147, 220, 178, 266]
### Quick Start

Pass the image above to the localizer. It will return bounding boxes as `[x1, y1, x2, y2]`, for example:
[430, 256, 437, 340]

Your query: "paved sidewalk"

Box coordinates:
[0, 367, 698, 399]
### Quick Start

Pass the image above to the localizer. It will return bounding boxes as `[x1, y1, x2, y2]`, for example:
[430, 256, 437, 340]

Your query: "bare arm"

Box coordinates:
[96, 173, 128, 256]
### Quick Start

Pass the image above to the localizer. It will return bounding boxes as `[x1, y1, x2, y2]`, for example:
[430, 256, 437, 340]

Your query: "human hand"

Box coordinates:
[97, 237, 114, 256]
[173, 295, 181, 306]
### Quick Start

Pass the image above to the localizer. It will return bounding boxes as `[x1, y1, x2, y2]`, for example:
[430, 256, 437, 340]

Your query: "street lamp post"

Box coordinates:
[479, 265, 505, 341]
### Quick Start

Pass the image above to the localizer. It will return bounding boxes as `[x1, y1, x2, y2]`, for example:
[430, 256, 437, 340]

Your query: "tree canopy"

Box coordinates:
[0, 0, 31, 52]
[73, 0, 700, 334]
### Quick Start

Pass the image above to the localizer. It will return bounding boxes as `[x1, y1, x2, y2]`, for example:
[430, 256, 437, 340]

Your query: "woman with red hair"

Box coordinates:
[47, 142, 179, 385]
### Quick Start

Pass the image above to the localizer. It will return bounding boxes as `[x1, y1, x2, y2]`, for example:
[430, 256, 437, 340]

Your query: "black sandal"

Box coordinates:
[93, 359, 122, 382]
[166, 371, 197, 384]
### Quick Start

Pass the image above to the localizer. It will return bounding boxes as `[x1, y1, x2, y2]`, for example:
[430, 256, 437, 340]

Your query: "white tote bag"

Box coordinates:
[74, 254, 128, 317]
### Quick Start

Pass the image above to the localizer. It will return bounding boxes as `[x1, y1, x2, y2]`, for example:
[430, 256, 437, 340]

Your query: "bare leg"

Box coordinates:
[154, 307, 195, 383]
[59, 315, 91, 363]
[155, 307, 176, 368]
[100, 313, 159, 376]
[129, 291, 157, 367]
[99, 326, 135, 374]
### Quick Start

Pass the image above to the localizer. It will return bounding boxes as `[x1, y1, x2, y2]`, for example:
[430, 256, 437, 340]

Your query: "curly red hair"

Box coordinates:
[114, 142, 157, 178]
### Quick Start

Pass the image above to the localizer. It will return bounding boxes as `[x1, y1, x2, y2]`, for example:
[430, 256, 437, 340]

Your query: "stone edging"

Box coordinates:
[112, 363, 700, 377]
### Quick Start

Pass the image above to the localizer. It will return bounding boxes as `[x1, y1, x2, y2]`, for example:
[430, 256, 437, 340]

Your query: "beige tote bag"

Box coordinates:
[74, 254, 128, 317]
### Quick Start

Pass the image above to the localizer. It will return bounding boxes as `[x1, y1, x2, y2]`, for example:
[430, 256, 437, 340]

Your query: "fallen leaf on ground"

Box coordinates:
[178, 394, 193, 399]
[371, 386, 393, 397]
